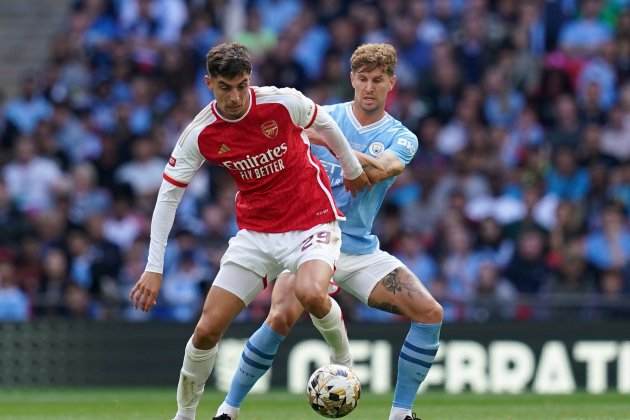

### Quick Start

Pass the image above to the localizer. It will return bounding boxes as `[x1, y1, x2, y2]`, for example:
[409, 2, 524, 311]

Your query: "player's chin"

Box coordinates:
[360, 100, 379, 112]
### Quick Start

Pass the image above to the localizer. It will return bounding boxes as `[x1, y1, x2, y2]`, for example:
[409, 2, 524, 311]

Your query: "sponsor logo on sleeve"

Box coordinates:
[397, 137, 417, 154]
[168, 156, 177, 166]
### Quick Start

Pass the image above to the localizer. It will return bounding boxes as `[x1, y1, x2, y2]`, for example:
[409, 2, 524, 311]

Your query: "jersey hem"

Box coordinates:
[236, 214, 337, 233]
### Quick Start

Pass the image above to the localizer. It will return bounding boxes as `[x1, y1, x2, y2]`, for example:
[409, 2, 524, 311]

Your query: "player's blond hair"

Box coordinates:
[350, 43, 397, 76]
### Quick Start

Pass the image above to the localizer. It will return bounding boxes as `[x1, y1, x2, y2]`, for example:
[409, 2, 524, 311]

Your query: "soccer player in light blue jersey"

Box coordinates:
[214, 44, 443, 420]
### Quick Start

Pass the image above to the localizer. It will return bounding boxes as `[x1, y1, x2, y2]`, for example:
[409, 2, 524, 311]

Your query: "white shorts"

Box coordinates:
[331, 249, 404, 304]
[214, 222, 341, 305]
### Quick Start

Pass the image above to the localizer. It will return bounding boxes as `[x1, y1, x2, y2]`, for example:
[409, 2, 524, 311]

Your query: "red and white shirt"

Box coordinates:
[163, 86, 343, 233]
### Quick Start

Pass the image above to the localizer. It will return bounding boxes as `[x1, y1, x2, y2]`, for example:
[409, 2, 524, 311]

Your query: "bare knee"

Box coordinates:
[294, 285, 329, 316]
[193, 322, 222, 349]
[410, 299, 443, 324]
[266, 309, 297, 336]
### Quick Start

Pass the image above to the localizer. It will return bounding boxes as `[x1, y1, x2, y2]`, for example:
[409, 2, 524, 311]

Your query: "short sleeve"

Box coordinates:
[163, 123, 206, 187]
[277, 87, 318, 129]
[388, 132, 419, 166]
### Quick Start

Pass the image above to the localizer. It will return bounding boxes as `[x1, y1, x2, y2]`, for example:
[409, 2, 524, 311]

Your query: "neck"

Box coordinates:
[216, 90, 251, 121]
[351, 101, 385, 126]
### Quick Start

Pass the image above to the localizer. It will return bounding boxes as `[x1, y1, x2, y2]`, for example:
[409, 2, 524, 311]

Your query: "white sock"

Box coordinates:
[389, 406, 412, 420]
[174, 337, 218, 420]
[310, 297, 352, 367]
[215, 401, 240, 419]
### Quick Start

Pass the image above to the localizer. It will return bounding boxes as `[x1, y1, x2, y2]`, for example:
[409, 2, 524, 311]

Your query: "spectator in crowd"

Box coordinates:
[162, 251, 206, 322]
[3, 137, 63, 213]
[504, 228, 550, 296]
[597, 269, 630, 319]
[471, 259, 517, 321]
[584, 201, 630, 270]
[115, 137, 165, 195]
[0, 0, 628, 321]
[559, 0, 612, 56]
[546, 146, 590, 201]
[0, 257, 29, 321]
[234, 7, 277, 59]
[394, 232, 438, 291]
[442, 225, 481, 304]
[600, 105, 630, 161]
[4, 75, 53, 136]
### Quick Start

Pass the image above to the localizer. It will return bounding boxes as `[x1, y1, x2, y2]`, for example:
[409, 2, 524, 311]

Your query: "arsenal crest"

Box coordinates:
[261, 120, 279, 139]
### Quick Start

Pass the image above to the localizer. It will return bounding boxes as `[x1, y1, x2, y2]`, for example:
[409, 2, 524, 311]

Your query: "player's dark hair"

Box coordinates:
[206, 42, 252, 78]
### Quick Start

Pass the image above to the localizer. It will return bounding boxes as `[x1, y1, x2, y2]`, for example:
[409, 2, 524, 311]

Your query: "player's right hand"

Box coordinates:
[129, 271, 162, 312]
[343, 170, 371, 197]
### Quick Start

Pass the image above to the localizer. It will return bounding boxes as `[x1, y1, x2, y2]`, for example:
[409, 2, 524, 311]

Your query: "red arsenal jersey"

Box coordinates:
[163, 86, 343, 233]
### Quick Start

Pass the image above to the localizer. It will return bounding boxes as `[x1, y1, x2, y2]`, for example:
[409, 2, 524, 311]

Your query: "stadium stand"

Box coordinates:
[1, 0, 629, 322]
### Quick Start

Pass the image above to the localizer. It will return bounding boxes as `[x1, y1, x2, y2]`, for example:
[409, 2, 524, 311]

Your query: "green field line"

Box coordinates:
[0, 389, 628, 420]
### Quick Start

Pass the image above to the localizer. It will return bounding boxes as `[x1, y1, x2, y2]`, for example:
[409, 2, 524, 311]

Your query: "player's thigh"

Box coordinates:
[367, 265, 442, 322]
[218, 229, 284, 300]
[221, 229, 282, 287]
[195, 263, 264, 341]
[212, 261, 268, 307]
[334, 250, 403, 304]
[196, 283, 245, 339]
[295, 259, 335, 300]
[287, 222, 341, 295]
[286, 222, 341, 279]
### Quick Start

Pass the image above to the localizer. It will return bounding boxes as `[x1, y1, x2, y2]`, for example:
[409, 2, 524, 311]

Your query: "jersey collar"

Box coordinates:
[346, 102, 391, 133]
[211, 88, 255, 123]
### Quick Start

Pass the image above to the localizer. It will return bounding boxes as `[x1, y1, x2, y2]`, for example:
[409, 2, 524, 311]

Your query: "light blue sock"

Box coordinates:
[392, 322, 441, 410]
[225, 323, 285, 408]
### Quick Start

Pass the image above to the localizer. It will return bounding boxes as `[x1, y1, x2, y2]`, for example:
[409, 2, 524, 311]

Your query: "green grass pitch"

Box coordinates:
[0, 389, 629, 420]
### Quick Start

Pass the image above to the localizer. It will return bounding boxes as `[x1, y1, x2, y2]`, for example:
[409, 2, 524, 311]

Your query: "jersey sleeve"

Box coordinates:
[388, 130, 419, 166]
[163, 123, 206, 187]
[276, 87, 318, 129]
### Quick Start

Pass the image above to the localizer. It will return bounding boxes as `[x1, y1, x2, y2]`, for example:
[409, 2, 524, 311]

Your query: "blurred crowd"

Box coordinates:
[1, 0, 630, 323]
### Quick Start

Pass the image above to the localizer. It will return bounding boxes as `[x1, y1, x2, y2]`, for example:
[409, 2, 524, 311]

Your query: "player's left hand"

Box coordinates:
[129, 271, 163, 312]
[344, 170, 371, 196]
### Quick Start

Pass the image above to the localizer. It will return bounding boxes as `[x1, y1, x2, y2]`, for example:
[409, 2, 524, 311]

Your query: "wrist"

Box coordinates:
[344, 164, 363, 180]
[144, 264, 163, 275]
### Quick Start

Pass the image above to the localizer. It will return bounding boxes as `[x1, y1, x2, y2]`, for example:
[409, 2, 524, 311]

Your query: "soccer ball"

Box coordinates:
[306, 364, 361, 418]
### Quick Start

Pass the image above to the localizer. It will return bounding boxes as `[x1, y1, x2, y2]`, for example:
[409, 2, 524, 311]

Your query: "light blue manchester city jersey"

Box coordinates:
[313, 102, 419, 254]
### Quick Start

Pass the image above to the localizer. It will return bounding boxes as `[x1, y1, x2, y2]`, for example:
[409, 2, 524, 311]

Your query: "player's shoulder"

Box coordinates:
[254, 85, 308, 103]
[191, 102, 217, 126]
[321, 101, 348, 116]
[177, 103, 217, 147]
[385, 115, 418, 143]
[381, 115, 418, 159]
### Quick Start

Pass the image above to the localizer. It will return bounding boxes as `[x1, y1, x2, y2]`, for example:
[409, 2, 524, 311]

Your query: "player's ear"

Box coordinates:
[350, 72, 357, 88]
[388, 74, 397, 92]
[204, 75, 213, 90]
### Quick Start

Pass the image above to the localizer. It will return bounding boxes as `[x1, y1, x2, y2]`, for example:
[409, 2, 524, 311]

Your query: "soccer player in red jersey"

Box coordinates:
[128, 42, 370, 420]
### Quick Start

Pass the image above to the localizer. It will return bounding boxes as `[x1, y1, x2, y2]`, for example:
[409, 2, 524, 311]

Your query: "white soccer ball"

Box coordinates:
[306, 364, 361, 418]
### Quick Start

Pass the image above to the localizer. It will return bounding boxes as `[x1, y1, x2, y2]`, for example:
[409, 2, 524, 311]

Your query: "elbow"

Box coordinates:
[390, 167, 404, 177]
